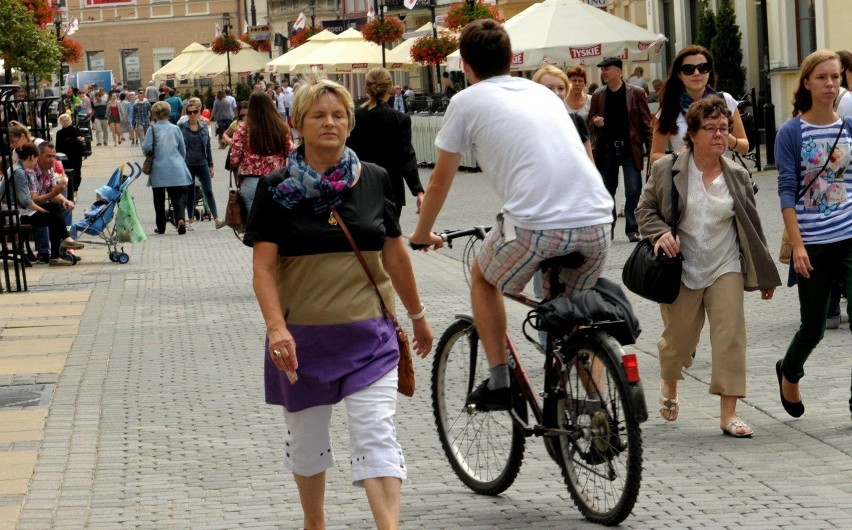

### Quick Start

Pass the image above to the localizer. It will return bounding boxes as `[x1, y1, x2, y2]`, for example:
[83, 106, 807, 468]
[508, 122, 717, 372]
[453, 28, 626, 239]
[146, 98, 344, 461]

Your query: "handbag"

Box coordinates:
[141, 126, 156, 175]
[778, 124, 844, 264]
[331, 209, 415, 397]
[622, 153, 684, 304]
[224, 170, 247, 232]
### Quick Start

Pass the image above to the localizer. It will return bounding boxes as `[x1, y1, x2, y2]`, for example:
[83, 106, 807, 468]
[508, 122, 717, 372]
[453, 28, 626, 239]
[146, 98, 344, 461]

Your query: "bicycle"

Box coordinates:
[426, 226, 648, 526]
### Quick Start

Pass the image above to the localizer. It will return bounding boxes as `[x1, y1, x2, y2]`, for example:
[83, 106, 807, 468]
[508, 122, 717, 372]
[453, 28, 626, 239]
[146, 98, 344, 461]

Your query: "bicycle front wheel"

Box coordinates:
[432, 319, 526, 495]
[547, 331, 642, 526]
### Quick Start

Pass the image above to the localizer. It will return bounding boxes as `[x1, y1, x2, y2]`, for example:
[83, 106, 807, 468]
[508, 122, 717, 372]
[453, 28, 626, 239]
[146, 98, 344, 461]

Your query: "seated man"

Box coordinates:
[4, 143, 83, 266]
[409, 20, 614, 410]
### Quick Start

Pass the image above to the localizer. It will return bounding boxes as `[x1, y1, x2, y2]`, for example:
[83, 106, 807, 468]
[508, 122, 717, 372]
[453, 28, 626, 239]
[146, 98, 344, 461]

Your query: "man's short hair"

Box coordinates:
[38, 141, 56, 153]
[459, 19, 512, 80]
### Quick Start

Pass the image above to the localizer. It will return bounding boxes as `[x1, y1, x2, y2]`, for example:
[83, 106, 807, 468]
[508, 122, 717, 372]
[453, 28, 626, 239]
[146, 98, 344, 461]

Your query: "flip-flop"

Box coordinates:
[721, 418, 753, 438]
[659, 388, 679, 422]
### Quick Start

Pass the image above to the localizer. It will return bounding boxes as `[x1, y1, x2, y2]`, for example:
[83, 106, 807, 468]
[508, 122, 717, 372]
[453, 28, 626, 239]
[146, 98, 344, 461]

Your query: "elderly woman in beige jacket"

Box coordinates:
[636, 96, 781, 438]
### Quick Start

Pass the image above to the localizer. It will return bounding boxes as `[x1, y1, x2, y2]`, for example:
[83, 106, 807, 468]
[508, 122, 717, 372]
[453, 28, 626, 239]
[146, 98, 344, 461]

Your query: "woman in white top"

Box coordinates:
[835, 50, 852, 117]
[565, 66, 592, 122]
[650, 45, 750, 165]
[637, 96, 779, 438]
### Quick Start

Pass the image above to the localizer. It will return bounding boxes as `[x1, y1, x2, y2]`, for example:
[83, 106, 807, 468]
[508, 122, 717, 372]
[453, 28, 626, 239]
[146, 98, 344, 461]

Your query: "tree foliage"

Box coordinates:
[711, 0, 746, 97]
[695, 0, 716, 51]
[0, 0, 62, 82]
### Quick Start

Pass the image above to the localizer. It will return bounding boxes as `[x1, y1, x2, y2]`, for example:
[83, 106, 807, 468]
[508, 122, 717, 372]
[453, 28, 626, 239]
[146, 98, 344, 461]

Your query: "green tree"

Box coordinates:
[711, 0, 746, 97]
[695, 0, 716, 51]
[0, 0, 61, 85]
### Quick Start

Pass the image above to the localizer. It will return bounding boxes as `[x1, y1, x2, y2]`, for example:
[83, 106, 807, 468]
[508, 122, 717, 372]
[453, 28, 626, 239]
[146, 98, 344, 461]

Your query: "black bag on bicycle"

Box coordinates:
[622, 153, 683, 305]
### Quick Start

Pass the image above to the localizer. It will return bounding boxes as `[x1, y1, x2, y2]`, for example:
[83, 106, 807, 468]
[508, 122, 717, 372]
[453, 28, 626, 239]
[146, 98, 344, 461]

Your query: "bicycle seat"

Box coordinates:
[539, 252, 585, 272]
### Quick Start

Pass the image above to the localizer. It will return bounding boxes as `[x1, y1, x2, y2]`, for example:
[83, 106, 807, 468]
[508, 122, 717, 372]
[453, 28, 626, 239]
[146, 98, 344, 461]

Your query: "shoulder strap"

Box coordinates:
[331, 209, 401, 328]
[796, 123, 844, 201]
[669, 152, 681, 235]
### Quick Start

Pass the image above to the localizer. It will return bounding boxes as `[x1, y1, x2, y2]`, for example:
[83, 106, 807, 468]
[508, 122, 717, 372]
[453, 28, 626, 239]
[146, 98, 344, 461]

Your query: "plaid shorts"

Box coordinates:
[477, 222, 611, 297]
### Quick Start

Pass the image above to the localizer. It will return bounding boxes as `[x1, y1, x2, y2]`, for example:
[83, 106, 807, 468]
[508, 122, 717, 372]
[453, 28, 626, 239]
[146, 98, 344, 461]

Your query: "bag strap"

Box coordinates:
[331, 210, 402, 329]
[796, 122, 844, 202]
[669, 152, 681, 236]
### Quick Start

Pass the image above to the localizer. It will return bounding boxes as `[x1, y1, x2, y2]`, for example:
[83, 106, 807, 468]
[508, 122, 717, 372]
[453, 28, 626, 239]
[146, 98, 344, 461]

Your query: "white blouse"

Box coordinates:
[679, 153, 741, 290]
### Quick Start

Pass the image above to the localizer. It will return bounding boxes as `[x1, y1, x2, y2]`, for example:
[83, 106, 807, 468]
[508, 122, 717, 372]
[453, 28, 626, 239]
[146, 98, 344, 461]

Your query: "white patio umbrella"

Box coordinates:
[185, 41, 271, 81]
[291, 28, 414, 74]
[446, 0, 667, 71]
[266, 29, 339, 74]
[152, 43, 211, 82]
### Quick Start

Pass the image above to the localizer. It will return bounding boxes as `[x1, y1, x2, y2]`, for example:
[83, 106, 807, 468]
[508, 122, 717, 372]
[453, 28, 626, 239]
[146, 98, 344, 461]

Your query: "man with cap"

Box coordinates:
[588, 57, 652, 242]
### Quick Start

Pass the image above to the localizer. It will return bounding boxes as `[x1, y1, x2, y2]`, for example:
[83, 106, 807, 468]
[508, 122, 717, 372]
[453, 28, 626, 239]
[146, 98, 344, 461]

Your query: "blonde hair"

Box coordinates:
[792, 49, 841, 116]
[363, 67, 392, 109]
[532, 65, 570, 99]
[151, 101, 171, 121]
[291, 77, 356, 134]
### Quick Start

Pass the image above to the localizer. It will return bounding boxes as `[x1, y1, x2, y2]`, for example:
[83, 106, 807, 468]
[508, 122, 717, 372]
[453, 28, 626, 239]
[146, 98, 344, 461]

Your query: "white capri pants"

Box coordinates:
[282, 370, 406, 487]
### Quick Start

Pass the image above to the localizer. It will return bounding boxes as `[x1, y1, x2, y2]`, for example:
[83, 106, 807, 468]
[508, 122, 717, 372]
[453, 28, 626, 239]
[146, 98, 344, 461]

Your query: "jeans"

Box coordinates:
[152, 186, 186, 232]
[828, 280, 844, 318]
[21, 203, 70, 259]
[781, 239, 852, 385]
[240, 176, 260, 215]
[595, 146, 643, 235]
[185, 164, 219, 219]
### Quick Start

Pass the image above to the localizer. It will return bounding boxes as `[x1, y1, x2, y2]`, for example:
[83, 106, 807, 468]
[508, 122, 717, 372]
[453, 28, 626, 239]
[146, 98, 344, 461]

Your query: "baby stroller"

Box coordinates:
[75, 110, 93, 158]
[70, 162, 143, 264]
[166, 183, 210, 228]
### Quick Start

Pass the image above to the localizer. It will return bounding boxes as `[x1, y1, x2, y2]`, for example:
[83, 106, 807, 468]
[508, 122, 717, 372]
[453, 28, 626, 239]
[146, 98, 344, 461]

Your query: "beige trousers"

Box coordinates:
[657, 272, 747, 397]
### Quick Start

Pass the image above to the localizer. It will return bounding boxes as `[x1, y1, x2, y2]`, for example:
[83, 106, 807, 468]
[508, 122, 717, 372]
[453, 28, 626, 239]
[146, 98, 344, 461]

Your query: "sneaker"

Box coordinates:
[35, 254, 50, 265]
[465, 379, 512, 411]
[49, 257, 73, 266]
[826, 315, 841, 330]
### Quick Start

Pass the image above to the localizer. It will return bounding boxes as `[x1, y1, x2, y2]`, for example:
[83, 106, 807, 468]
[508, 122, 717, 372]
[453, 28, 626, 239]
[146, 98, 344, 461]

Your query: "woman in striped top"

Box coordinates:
[775, 49, 852, 419]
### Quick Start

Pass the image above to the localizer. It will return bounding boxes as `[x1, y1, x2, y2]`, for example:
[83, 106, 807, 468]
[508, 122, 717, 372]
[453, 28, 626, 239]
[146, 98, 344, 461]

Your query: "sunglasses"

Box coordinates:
[186, 109, 199, 115]
[680, 62, 712, 75]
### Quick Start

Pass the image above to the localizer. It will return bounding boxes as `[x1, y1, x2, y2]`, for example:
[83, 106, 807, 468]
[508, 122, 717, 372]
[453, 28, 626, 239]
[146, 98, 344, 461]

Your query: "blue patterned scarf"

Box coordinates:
[271, 146, 360, 212]
[679, 85, 717, 116]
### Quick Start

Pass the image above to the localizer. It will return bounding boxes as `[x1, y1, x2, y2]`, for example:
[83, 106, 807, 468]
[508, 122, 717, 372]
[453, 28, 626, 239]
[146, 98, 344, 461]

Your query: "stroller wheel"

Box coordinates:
[194, 208, 202, 221]
[118, 252, 130, 264]
[67, 254, 79, 265]
[109, 251, 119, 263]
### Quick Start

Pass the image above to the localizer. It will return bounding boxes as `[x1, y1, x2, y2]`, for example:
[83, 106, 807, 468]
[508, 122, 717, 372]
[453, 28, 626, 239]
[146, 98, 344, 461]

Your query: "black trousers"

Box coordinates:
[20, 202, 70, 259]
[152, 186, 186, 232]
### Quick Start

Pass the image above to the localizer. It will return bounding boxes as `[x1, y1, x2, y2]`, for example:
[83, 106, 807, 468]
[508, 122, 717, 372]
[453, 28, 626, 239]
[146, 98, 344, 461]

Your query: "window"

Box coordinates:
[87, 51, 104, 71]
[796, 0, 816, 61]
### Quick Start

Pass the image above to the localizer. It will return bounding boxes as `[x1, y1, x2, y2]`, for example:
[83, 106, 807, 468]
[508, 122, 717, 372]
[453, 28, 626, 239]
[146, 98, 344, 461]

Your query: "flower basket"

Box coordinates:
[23, 0, 54, 27]
[239, 33, 272, 53]
[410, 35, 459, 66]
[361, 17, 406, 46]
[59, 38, 83, 64]
[445, 0, 504, 31]
[211, 35, 242, 55]
[289, 26, 324, 49]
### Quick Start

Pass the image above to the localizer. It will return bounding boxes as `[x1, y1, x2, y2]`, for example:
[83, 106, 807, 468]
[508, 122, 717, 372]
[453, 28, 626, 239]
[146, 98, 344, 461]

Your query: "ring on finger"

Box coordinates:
[272, 349, 282, 357]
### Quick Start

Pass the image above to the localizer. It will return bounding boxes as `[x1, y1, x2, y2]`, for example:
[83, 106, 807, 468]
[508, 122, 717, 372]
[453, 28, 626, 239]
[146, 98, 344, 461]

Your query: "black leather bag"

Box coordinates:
[622, 153, 683, 304]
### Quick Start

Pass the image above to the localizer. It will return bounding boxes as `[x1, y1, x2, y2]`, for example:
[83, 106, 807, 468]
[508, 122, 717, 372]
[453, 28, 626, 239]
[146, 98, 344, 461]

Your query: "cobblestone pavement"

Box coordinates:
[1, 140, 851, 529]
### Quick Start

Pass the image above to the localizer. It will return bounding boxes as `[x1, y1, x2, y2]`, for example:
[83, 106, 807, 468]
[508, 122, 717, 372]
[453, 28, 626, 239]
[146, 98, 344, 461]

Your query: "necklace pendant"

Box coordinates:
[328, 212, 337, 225]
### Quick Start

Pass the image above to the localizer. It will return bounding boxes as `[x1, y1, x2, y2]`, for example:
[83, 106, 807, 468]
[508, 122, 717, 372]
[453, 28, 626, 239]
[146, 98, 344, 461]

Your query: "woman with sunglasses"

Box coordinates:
[650, 45, 749, 165]
[180, 99, 225, 229]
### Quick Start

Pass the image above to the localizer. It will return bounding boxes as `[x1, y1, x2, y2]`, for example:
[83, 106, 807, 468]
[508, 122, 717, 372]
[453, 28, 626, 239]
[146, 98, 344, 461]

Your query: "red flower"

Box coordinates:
[289, 26, 324, 48]
[239, 33, 272, 53]
[23, 0, 55, 27]
[410, 35, 459, 66]
[361, 17, 405, 46]
[59, 38, 84, 64]
[211, 35, 242, 55]
[444, 1, 503, 31]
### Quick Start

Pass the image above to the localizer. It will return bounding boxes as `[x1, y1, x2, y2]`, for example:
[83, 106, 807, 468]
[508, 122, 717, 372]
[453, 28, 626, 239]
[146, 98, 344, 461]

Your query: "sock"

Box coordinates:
[487, 364, 510, 390]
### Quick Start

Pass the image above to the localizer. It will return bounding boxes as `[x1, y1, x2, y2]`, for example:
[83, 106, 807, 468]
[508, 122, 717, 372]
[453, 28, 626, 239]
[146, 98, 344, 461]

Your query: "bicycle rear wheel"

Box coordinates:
[432, 319, 526, 495]
[547, 331, 642, 526]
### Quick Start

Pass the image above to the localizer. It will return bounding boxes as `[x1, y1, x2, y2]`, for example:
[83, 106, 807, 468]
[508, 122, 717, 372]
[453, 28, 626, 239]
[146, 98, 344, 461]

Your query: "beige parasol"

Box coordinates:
[152, 43, 211, 82]
[291, 28, 413, 74]
[266, 29, 339, 74]
[185, 41, 271, 82]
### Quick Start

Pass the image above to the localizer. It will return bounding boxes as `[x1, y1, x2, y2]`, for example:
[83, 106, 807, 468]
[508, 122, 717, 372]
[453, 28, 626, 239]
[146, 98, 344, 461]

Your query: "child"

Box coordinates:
[69, 185, 120, 239]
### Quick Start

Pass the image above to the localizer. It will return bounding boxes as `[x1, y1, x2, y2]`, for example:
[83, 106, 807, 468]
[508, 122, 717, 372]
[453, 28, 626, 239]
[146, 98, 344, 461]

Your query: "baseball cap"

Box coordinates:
[597, 57, 623, 69]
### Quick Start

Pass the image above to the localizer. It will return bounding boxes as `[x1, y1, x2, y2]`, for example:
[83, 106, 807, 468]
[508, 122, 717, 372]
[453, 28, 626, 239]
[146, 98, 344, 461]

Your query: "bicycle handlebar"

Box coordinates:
[409, 226, 492, 250]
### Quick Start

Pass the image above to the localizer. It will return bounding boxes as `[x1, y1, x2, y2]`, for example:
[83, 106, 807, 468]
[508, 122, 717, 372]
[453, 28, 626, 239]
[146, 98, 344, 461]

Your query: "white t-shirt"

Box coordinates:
[836, 87, 852, 118]
[435, 76, 613, 231]
[665, 92, 739, 153]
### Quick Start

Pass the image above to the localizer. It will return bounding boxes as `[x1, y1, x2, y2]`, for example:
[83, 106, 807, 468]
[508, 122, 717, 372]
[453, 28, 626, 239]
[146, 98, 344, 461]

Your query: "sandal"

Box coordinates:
[659, 388, 679, 422]
[721, 418, 753, 438]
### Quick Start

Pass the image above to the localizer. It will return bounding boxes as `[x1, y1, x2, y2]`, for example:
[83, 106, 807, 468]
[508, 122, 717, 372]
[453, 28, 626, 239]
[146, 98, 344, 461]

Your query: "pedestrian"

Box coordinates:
[650, 45, 750, 165]
[132, 91, 152, 141]
[54, 114, 85, 201]
[565, 66, 592, 122]
[180, 99, 225, 229]
[229, 93, 291, 213]
[107, 93, 122, 146]
[346, 68, 422, 219]
[533, 65, 593, 161]
[92, 90, 109, 146]
[441, 71, 456, 97]
[221, 101, 248, 147]
[636, 96, 779, 437]
[588, 56, 653, 243]
[647, 79, 663, 103]
[165, 89, 182, 124]
[211, 90, 232, 149]
[243, 77, 433, 530]
[774, 49, 852, 419]
[123, 92, 136, 145]
[409, 20, 613, 411]
[389, 85, 406, 113]
[144, 80, 159, 105]
[143, 101, 192, 235]
[627, 66, 649, 94]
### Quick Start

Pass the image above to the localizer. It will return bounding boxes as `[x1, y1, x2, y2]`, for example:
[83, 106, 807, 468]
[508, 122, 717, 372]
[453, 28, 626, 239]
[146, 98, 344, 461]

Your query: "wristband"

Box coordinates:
[407, 306, 426, 320]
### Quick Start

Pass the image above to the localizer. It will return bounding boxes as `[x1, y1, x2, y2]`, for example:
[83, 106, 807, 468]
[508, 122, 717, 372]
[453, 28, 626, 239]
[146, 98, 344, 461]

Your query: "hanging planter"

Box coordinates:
[23, 0, 54, 27]
[59, 37, 83, 64]
[211, 34, 242, 55]
[239, 33, 272, 53]
[444, 0, 504, 31]
[289, 26, 324, 48]
[361, 17, 406, 46]
[410, 35, 459, 66]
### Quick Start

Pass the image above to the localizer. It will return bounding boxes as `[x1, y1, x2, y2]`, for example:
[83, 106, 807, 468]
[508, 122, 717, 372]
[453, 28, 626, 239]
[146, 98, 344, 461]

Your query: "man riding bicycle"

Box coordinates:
[409, 20, 614, 411]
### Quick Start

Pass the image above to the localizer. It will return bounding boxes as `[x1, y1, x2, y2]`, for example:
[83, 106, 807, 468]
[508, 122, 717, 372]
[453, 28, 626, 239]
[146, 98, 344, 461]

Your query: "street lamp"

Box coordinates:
[373, 0, 386, 67]
[53, 1, 63, 92]
[222, 12, 233, 90]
